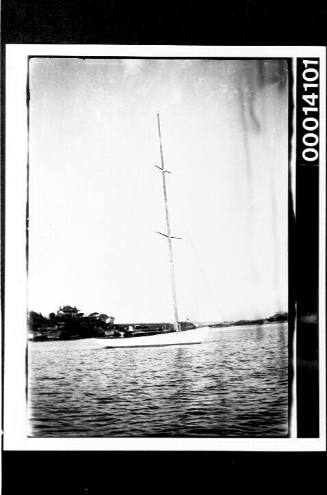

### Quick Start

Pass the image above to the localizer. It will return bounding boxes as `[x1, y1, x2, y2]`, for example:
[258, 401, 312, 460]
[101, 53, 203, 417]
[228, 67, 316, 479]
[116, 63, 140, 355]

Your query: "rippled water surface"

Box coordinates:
[28, 323, 288, 437]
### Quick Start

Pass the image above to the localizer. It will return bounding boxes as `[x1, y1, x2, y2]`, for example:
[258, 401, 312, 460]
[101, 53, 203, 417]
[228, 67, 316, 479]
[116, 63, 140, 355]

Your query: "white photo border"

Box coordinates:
[4, 44, 326, 451]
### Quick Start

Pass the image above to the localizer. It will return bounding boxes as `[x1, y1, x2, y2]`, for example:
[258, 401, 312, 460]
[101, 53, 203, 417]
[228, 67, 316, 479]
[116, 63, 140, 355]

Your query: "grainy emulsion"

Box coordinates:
[28, 323, 288, 437]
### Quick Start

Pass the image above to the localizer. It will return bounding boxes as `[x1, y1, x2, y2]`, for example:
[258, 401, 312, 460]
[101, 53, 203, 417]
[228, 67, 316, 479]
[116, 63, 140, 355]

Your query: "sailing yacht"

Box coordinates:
[93, 114, 211, 348]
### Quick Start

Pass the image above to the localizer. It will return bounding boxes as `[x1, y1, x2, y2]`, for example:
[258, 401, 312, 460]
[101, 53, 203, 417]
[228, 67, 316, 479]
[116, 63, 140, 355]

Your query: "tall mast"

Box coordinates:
[156, 113, 181, 330]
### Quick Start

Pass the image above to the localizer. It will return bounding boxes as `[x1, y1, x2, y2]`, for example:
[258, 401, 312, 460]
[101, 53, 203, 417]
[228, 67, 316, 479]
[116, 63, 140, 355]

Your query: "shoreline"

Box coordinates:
[28, 318, 288, 342]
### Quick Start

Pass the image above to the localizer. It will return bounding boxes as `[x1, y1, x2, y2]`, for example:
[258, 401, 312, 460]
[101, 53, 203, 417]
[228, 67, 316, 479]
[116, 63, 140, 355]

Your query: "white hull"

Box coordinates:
[92, 326, 211, 348]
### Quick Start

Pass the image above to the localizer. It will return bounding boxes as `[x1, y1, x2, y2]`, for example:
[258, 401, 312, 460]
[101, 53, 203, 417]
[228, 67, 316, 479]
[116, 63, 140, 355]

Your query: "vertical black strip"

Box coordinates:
[288, 58, 296, 435]
[296, 58, 319, 437]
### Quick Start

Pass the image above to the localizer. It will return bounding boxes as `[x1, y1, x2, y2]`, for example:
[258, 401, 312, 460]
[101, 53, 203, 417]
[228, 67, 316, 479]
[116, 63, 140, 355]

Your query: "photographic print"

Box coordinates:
[27, 55, 289, 438]
[3, 45, 326, 450]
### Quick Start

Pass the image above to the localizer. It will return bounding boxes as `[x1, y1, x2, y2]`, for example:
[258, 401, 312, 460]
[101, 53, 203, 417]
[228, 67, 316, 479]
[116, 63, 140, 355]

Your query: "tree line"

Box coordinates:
[28, 305, 114, 340]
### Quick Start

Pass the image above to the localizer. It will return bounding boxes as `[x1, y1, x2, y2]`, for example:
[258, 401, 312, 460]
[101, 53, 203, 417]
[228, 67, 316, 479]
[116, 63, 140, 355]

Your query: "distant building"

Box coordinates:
[57, 306, 81, 318]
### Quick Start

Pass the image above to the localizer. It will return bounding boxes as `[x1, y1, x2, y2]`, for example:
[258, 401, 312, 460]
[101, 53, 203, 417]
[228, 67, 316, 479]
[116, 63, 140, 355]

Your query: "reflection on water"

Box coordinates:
[28, 322, 288, 437]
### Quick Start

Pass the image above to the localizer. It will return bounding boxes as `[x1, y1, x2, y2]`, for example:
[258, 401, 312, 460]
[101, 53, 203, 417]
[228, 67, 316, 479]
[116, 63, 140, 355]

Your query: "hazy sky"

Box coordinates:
[28, 58, 288, 323]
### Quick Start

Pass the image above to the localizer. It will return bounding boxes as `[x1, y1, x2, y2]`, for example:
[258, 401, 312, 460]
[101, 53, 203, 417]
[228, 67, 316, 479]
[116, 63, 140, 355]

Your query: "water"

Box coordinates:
[28, 322, 288, 437]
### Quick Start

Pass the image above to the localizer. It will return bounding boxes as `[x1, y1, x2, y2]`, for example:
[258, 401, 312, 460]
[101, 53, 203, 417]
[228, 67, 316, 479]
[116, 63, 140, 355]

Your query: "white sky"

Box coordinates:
[28, 58, 288, 323]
